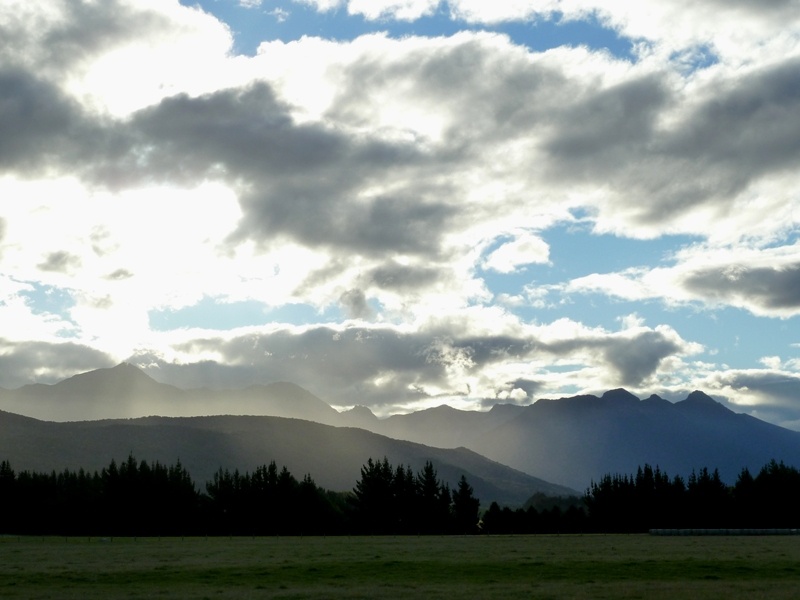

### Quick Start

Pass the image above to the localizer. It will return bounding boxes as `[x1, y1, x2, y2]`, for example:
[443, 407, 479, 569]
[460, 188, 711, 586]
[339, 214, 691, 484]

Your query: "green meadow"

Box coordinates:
[1, 534, 799, 599]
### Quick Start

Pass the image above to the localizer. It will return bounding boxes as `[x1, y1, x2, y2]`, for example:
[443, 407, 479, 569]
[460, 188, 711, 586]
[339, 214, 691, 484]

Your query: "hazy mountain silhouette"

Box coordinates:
[0, 363, 339, 423]
[347, 388, 800, 490]
[0, 410, 574, 505]
[5, 365, 800, 492]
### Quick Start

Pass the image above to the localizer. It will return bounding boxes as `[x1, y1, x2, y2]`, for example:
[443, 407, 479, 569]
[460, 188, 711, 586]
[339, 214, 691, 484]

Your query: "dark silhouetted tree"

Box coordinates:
[452, 475, 480, 534]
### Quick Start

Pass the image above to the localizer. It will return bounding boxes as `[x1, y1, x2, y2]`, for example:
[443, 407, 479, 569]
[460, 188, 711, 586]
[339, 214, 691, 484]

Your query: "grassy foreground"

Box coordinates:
[2, 534, 800, 599]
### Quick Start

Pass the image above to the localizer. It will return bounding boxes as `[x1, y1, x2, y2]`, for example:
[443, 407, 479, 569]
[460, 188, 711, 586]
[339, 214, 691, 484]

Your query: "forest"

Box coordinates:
[1, 456, 799, 536]
[0, 456, 479, 536]
[483, 460, 800, 534]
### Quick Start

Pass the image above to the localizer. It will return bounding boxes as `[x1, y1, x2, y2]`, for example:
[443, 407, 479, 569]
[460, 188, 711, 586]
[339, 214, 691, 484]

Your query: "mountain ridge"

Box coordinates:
[4, 364, 800, 491]
[0, 409, 576, 506]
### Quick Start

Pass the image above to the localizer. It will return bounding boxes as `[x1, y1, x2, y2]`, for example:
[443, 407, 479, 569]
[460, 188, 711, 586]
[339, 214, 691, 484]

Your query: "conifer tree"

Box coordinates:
[452, 475, 480, 534]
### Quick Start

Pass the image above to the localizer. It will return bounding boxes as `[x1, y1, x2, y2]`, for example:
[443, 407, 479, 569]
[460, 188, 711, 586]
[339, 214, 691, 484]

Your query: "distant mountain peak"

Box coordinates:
[112, 362, 138, 371]
[601, 388, 640, 403]
[63, 362, 157, 386]
[685, 390, 718, 405]
[643, 394, 670, 406]
[343, 405, 377, 418]
[676, 390, 732, 414]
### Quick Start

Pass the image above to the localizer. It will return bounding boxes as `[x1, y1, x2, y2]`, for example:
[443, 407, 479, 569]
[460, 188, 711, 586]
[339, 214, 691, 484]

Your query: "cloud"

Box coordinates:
[347, 0, 441, 21]
[538, 321, 696, 389]
[683, 262, 800, 314]
[0, 338, 114, 389]
[544, 74, 670, 172]
[292, 0, 800, 66]
[562, 243, 800, 318]
[295, 0, 345, 12]
[4, 11, 797, 316]
[0, 69, 90, 175]
[37, 251, 82, 274]
[127, 314, 698, 413]
[105, 268, 134, 281]
[364, 262, 442, 292]
[297, 0, 440, 20]
[483, 232, 550, 273]
[601, 329, 685, 388]
[123, 81, 452, 260]
[9, 1, 241, 119]
[0, 0, 798, 427]
[699, 367, 800, 430]
[268, 8, 290, 22]
[339, 288, 374, 319]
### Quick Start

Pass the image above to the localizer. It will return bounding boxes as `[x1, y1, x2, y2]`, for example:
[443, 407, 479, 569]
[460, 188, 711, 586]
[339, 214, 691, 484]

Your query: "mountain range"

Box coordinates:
[0, 408, 568, 506]
[2, 363, 800, 494]
[355, 388, 800, 490]
[0, 363, 341, 423]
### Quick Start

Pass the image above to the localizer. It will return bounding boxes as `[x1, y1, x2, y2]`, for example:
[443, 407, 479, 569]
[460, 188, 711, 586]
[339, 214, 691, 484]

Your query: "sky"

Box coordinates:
[2, 0, 800, 427]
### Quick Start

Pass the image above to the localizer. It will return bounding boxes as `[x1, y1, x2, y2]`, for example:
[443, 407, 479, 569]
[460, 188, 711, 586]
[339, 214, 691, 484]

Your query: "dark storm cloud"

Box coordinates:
[0, 69, 85, 173]
[683, 262, 800, 312]
[664, 58, 800, 185]
[365, 262, 442, 291]
[547, 57, 800, 227]
[0, 68, 132, 181]
[126, 83, 454, 256]
[0, 63, 453, 259]
[601, 330, 683, 388]
[324, 34, 800, 240]
[546, 74, 670, 170]
[237, 190, 454, 255]
[504, 378, 543, 399]
[0, 3, 185, 176]
[544, 328, 683, 387]
[326, 34, 567, 145]
[6, 21, 798, 264]
[435, 334, 533, 365]
[0, 339, 114, 389]
[129, 84, 302, 178]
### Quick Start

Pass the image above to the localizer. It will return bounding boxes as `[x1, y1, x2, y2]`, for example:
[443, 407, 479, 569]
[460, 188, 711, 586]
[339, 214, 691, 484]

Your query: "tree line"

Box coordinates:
[0, 455, 479, 536]
[0, 455, 197, 536]
[584, 460, 800, 532]
[3, 456, 798, 536]
[473, 460, 800, 534]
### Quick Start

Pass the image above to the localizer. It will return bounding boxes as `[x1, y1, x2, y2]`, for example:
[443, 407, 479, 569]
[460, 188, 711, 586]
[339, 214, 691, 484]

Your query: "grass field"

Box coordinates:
[2, 534, 800, 599]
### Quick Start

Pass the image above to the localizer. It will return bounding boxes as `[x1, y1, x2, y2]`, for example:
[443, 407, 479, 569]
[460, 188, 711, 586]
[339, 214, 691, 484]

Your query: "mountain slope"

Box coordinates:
[7, 365, 800, 494]
[0, 410, 575, 506]
[0, 363, 183, 420]
[471, 390, 800, 490]
[351, 389, 800, 490]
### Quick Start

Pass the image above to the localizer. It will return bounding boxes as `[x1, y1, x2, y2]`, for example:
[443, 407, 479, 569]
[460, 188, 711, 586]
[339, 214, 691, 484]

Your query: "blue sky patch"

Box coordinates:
[183, 1, 635, 60]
